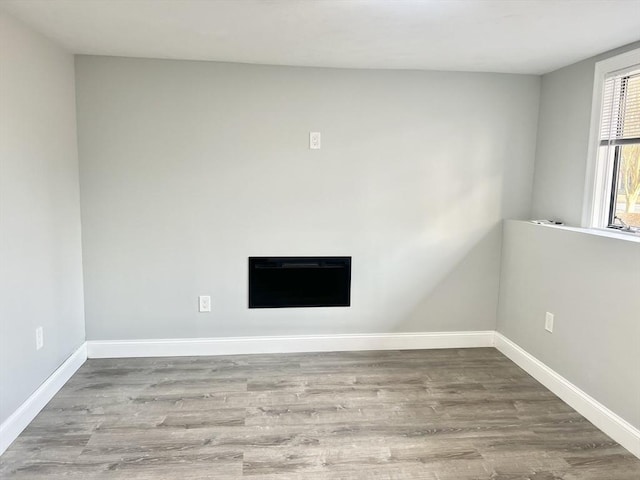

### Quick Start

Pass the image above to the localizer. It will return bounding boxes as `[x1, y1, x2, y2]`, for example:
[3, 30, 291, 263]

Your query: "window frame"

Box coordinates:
[583, 48, 640, 234]
[607, 145, 621, 228]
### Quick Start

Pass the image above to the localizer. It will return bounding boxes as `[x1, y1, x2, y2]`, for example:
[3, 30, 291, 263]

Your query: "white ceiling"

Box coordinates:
[2, 0, 640, 74]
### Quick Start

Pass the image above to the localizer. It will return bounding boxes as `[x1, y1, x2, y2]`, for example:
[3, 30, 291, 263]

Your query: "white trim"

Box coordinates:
[494, 332, 640, 459]
[582, 47, 640, 228]
[524, 220, 640, 243]
[86, 331, 495, 358]
[3, 333, 638, 461]
[0, 343, 87, 455]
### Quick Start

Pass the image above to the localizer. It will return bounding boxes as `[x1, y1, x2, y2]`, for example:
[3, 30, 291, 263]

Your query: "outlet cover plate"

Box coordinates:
[309, 132, 321, 150]
[199, 295, 211, 312]
[35, 327, 44, 350]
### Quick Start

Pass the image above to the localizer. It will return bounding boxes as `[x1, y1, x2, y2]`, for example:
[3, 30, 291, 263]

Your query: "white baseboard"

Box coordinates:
[494, 332, 640, 459]
[4, 333, 638, 462]
[86, 330, 495, 359]
[0, 343, 87, 456]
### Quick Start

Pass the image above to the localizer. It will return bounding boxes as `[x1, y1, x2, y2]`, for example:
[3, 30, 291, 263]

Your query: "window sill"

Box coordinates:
[522, 221, 640, 244]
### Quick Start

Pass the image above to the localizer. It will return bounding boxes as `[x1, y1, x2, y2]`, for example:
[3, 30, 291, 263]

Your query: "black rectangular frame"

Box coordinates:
[248, 256, 351, 309]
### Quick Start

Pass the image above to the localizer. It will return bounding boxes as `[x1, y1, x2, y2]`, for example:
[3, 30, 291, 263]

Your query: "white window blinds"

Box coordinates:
[600, 68, 640, 146]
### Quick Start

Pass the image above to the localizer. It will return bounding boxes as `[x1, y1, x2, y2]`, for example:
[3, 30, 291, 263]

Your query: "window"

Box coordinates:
[585, 49, 640, 234]
[600, 69, 640, 231]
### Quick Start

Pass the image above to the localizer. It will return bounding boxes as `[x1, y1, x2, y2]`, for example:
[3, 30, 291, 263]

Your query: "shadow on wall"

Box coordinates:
[343, 127, 509, 334]
[365, 117, 517, 334]
[386, 222, 503, 333]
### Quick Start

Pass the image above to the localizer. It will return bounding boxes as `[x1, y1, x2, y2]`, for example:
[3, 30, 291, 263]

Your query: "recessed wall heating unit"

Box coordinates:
[249, 257, 351, 308]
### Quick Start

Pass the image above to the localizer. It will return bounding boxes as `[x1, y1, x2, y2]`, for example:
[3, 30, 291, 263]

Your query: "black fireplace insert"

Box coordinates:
[248, 257, 351, 308]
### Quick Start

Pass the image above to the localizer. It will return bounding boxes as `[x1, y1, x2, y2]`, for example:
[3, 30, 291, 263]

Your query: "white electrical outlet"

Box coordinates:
[35, 326, 44, 350]
[545, 312, 554, 333]
[198, 295, 211, 312]
[309, 131, 321, 150]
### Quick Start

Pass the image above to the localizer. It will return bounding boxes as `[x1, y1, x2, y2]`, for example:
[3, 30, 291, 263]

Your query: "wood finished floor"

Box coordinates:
[1, 348, 639, 479]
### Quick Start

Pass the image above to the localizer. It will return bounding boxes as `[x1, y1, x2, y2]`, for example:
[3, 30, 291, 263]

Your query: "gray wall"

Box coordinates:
[0, 12, 85, 425]
[75, 56, 540, 341]
[518, 42, 640, 430]
[531, 41, 640, 226]
[497, 220, 640, 429]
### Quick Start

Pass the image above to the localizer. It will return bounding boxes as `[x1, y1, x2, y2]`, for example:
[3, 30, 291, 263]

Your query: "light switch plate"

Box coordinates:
[545, 312, 554, 333]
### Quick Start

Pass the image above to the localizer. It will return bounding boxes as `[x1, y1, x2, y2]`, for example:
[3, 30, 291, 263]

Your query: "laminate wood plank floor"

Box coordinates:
[1, 348, 639, 479]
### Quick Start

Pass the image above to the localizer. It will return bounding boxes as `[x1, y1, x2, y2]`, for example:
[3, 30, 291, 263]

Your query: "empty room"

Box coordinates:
[1, 0, 639, 478]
